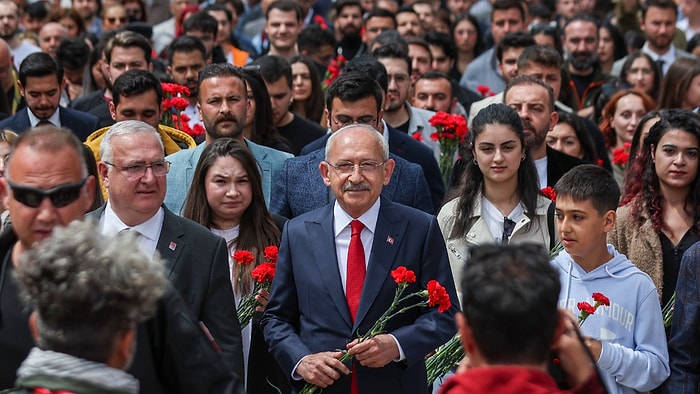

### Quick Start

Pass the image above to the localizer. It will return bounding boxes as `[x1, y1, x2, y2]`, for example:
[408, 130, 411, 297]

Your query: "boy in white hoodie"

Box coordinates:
[552, 164, 669, 394]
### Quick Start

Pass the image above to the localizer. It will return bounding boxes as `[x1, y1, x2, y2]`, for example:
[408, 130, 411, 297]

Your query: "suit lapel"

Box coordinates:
[155, 208, 185, 277]
[354, 199, 404, 328]
[307, 205, 353, 329]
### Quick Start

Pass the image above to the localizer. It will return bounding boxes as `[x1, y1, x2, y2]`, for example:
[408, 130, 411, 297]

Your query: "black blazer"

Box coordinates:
[0, 107, 100, 141]
[300, 124, 446, 211]
[0, 225, 242, 394]
[87, 206, 245, 392]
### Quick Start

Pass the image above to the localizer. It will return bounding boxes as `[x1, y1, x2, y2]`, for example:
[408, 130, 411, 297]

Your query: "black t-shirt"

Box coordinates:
[276, 113, 326, 156]
[570, 72, 595, 101]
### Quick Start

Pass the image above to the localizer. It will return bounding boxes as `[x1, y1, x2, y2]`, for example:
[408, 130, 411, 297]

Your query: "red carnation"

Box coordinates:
[171, 97, 189, 111]
[577, 301, 596, 315]
[541, 186, 556, 202]
[251, 262, 276, 283]
[412, 131, 424, 142]
[430, 132, 440, 141]
[592, 292, 610, 306]
[612, 142, 632, 166]
[476, 85, 491, 97]
[233, 250, 255, 265]
[427, 280, 451, 313]
[264, 246, 279, 263]
[391, 266, 417, 284]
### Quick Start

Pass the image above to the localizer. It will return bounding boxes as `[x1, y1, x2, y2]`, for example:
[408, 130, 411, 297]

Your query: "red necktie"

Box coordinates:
[346, 220, 365, 321]
[346, 220, 365, 394]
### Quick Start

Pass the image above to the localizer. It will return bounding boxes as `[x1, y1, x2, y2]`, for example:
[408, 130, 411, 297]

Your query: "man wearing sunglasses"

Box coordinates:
[0, 125, 243, 393]
[92, 120, 245, 389]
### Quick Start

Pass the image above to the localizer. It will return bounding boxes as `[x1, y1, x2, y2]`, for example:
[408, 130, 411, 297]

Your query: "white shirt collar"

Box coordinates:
[27, 108, 60, 127]
[102, 200, 164, 242]
[642, 42, 676, 63]
[333, 197, 381, 238]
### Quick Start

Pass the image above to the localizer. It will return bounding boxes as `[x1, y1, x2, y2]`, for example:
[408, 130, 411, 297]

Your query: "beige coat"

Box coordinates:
[608, 204, 663, 299]
[437, 194, 554, 302]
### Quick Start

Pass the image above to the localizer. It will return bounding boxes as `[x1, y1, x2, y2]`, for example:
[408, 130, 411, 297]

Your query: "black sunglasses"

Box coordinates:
[8, 179, 87, 208]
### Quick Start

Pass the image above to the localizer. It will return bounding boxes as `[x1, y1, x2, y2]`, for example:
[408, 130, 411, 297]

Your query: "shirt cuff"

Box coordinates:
[389, 334, 406, 362]
[292, 355, 308, 381]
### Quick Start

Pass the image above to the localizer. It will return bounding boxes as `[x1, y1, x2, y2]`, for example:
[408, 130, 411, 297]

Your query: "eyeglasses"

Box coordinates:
[501, 217, 516, 244]
[330, 115, 377, 128]
[103, 160, 170, 181]
[8, 179, 87, 208]
[327, 160, 386, 174]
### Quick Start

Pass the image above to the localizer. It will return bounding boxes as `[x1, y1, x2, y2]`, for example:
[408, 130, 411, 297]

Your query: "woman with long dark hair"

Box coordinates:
[609, 109, 700, 307]
[289, 55, 324, 124]
[183, 138, 289, 393]
[438, 103, 554, 301]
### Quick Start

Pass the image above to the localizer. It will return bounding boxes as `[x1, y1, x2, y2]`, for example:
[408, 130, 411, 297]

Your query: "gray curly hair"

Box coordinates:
[14, 219, 167, 363]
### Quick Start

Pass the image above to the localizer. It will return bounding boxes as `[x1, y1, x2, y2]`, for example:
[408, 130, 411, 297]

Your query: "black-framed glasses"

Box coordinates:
[327, 160, 386, 174]
[330, 115, 377, 128]
[103, 160, 170, 181]
[501, 217, 516, 244]
[9, 179, 87, 208]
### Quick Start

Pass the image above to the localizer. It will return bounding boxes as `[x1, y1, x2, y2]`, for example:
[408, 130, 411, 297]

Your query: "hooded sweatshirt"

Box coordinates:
[552, 245, 670, 394]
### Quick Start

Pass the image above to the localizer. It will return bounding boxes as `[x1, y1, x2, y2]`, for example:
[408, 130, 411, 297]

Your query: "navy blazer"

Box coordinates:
[87, 206, 245, 392]
[261, 197, 458, 394]
[301, 125, 445, 211]
[0, 107, 100, 141]
[270, 148, 434, 218]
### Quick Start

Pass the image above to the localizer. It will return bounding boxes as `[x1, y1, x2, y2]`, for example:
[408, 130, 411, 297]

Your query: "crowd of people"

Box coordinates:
[0, 0, 697, 392]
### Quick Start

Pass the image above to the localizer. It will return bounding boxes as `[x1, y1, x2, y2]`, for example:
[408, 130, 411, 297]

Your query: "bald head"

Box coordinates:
[39, 23, 68, 58]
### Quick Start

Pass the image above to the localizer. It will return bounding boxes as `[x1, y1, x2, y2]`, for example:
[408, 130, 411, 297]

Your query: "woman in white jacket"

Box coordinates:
[438, 103, 555, 302]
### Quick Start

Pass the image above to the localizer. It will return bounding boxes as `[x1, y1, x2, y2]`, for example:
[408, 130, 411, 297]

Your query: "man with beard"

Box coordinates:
[504, 75, 585, 188]
[333, 0, 363, 61]
[164, 63, 292, 213]
[0, 1, 39, 70]
[411, 71, 462, 115]
[0, 53, 99, 141]
[562, 14, 613, 118]
[611, 0, 694, 78]
[167, 36, 207, 137]
[373, 44, 439, 161]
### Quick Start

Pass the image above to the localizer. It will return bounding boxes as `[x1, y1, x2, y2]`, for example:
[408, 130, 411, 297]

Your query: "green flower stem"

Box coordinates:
[425, 334, 464, 385]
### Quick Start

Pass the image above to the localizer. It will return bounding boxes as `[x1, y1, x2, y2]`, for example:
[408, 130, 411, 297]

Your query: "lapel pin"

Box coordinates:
[386, 235, 394, 245]
[169, 241, 177, 251]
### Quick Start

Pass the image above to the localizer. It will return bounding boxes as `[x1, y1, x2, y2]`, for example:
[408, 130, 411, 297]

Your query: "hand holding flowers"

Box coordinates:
[235, 246, 278, 328]
[299, 266, 451, 394]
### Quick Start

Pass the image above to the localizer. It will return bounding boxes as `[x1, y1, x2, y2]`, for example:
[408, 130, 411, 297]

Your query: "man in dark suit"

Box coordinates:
[0, 126, 241, 393]
[272, 148, 433, 217]
[504, 75, 586, 187]
[0, 52, 99, 141]
[300, 64, 445, 211]
[262, 124, 457, 393]
[272, 72, 434, 217]
[91, 120, 245, 389]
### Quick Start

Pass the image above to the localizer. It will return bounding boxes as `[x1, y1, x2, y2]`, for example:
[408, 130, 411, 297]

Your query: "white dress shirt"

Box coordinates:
[99, 201, 164, 259]
[27, 108, 61, 127]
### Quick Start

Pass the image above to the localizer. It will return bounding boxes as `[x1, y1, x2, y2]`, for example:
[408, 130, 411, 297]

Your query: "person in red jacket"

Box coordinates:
[439, 244, 606, 394]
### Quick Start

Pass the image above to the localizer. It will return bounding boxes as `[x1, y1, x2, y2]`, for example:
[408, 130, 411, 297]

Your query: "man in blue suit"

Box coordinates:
[271, 72, 434, 217]
[262, 124, 458, 394]
[300, 58, 445, 211]
[164, 63, 292, 213]
[0, 52, 99, 141]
